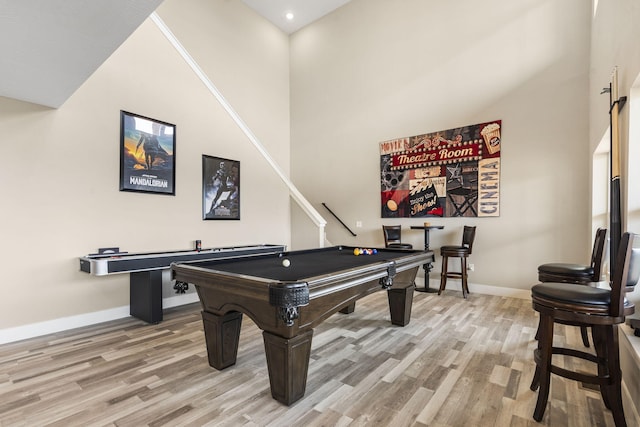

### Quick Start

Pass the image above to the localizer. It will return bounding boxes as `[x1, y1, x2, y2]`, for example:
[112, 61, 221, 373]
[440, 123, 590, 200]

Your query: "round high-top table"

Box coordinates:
[410, 225, 444, 292]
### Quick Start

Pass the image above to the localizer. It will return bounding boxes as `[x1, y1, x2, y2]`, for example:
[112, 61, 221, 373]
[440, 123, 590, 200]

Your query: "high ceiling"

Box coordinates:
[241, 0, 351, 34]
[0, 0, 351, 109]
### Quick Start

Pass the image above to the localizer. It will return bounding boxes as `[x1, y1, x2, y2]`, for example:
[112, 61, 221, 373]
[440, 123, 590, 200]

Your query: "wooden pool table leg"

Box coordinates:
[263, 329, 313, 405]
[339, 302, 356, 314]
[387, 286, 414, 326]
[201, 310, 243, 370]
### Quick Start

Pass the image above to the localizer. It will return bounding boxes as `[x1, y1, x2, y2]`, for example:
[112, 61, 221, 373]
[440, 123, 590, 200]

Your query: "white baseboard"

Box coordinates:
[0, 281, 528, 345]
[0, 292, 200, 345]
[425, 278, 531, 299]
[163, 292, 200, 309]
[0, 282, 527, 345]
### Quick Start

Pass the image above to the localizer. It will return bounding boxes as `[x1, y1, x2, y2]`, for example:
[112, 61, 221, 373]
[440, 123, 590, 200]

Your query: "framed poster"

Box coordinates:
[202, 155, 240, 220]
[119, 111, 176, 195]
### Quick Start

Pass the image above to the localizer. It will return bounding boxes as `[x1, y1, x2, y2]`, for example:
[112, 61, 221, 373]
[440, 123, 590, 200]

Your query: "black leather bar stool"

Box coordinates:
[538, 228, 607, 284]
[439, 226, 476, 298]
[536, 228, 608, 347]
[382, 225, 413, 249]
[530, 232, 640, 427]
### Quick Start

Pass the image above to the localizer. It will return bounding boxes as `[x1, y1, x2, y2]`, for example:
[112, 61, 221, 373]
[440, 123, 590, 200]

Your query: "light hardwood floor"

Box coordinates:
[1, 291, 639, 426]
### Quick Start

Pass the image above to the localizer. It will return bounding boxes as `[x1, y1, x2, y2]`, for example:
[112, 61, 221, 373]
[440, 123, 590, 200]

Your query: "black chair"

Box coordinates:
[537, 228, 608, 347]
[382, 225, 413, 249]
[438, 226, 476, 298]
[530, 232, 640, 426]
[538, 228, 607, 284]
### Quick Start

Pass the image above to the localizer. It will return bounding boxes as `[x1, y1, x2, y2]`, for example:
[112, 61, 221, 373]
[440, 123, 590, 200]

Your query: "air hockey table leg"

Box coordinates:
[130, 270, 163, 323]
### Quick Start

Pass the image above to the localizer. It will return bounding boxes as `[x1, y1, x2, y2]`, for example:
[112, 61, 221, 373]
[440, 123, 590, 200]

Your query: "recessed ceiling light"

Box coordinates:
[285, 11, 294, 21]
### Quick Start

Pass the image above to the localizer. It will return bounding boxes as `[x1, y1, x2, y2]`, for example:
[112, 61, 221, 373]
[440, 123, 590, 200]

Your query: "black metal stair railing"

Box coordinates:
[322, 203, 357, 237]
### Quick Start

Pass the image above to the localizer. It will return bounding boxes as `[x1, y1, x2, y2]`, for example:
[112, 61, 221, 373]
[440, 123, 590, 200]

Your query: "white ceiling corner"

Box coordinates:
[241, 0, 351, 34]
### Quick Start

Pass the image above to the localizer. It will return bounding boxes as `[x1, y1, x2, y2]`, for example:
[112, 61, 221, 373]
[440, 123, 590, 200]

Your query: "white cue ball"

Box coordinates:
[282, 259, 291, 267]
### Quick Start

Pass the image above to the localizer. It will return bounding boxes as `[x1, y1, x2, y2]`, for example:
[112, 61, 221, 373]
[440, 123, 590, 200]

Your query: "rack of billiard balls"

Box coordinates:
[353, 248, 378, 256]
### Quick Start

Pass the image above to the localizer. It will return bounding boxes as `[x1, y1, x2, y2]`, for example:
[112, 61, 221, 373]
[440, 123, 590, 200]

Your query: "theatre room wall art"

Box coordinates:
[380, 120, 501, 218]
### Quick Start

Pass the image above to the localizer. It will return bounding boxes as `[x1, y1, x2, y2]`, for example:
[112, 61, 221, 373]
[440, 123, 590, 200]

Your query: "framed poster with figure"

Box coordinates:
[202, 155, 240, 220]
[119, 111, 176, 195]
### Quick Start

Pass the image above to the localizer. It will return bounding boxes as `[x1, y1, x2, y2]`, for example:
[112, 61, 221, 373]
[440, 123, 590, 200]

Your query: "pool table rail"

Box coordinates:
[170, 246, 433, 405]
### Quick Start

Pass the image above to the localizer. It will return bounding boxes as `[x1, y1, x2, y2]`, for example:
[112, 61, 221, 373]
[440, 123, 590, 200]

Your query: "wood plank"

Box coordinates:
[0, 294, 637, 426]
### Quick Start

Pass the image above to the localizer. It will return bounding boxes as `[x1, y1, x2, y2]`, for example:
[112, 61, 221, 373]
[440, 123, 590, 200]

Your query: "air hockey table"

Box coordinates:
[79, 244, 286, 323]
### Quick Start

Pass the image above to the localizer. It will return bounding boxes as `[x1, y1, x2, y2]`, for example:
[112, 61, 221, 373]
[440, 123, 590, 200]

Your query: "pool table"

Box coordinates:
[171, 245, 433, 405]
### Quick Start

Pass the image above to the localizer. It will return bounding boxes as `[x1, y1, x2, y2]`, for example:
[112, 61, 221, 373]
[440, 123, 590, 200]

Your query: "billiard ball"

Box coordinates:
[353, 248, 360, 256]
[282, 259, 291, 267]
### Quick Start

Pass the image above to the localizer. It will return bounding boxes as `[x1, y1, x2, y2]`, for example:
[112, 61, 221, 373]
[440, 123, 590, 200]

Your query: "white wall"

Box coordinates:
[590, 0, 640, 305]
[0, 0, 291, 331]
[3, 0, 636, 336]
[590, 3, 640, 414]
[289, 0, 592, 291]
